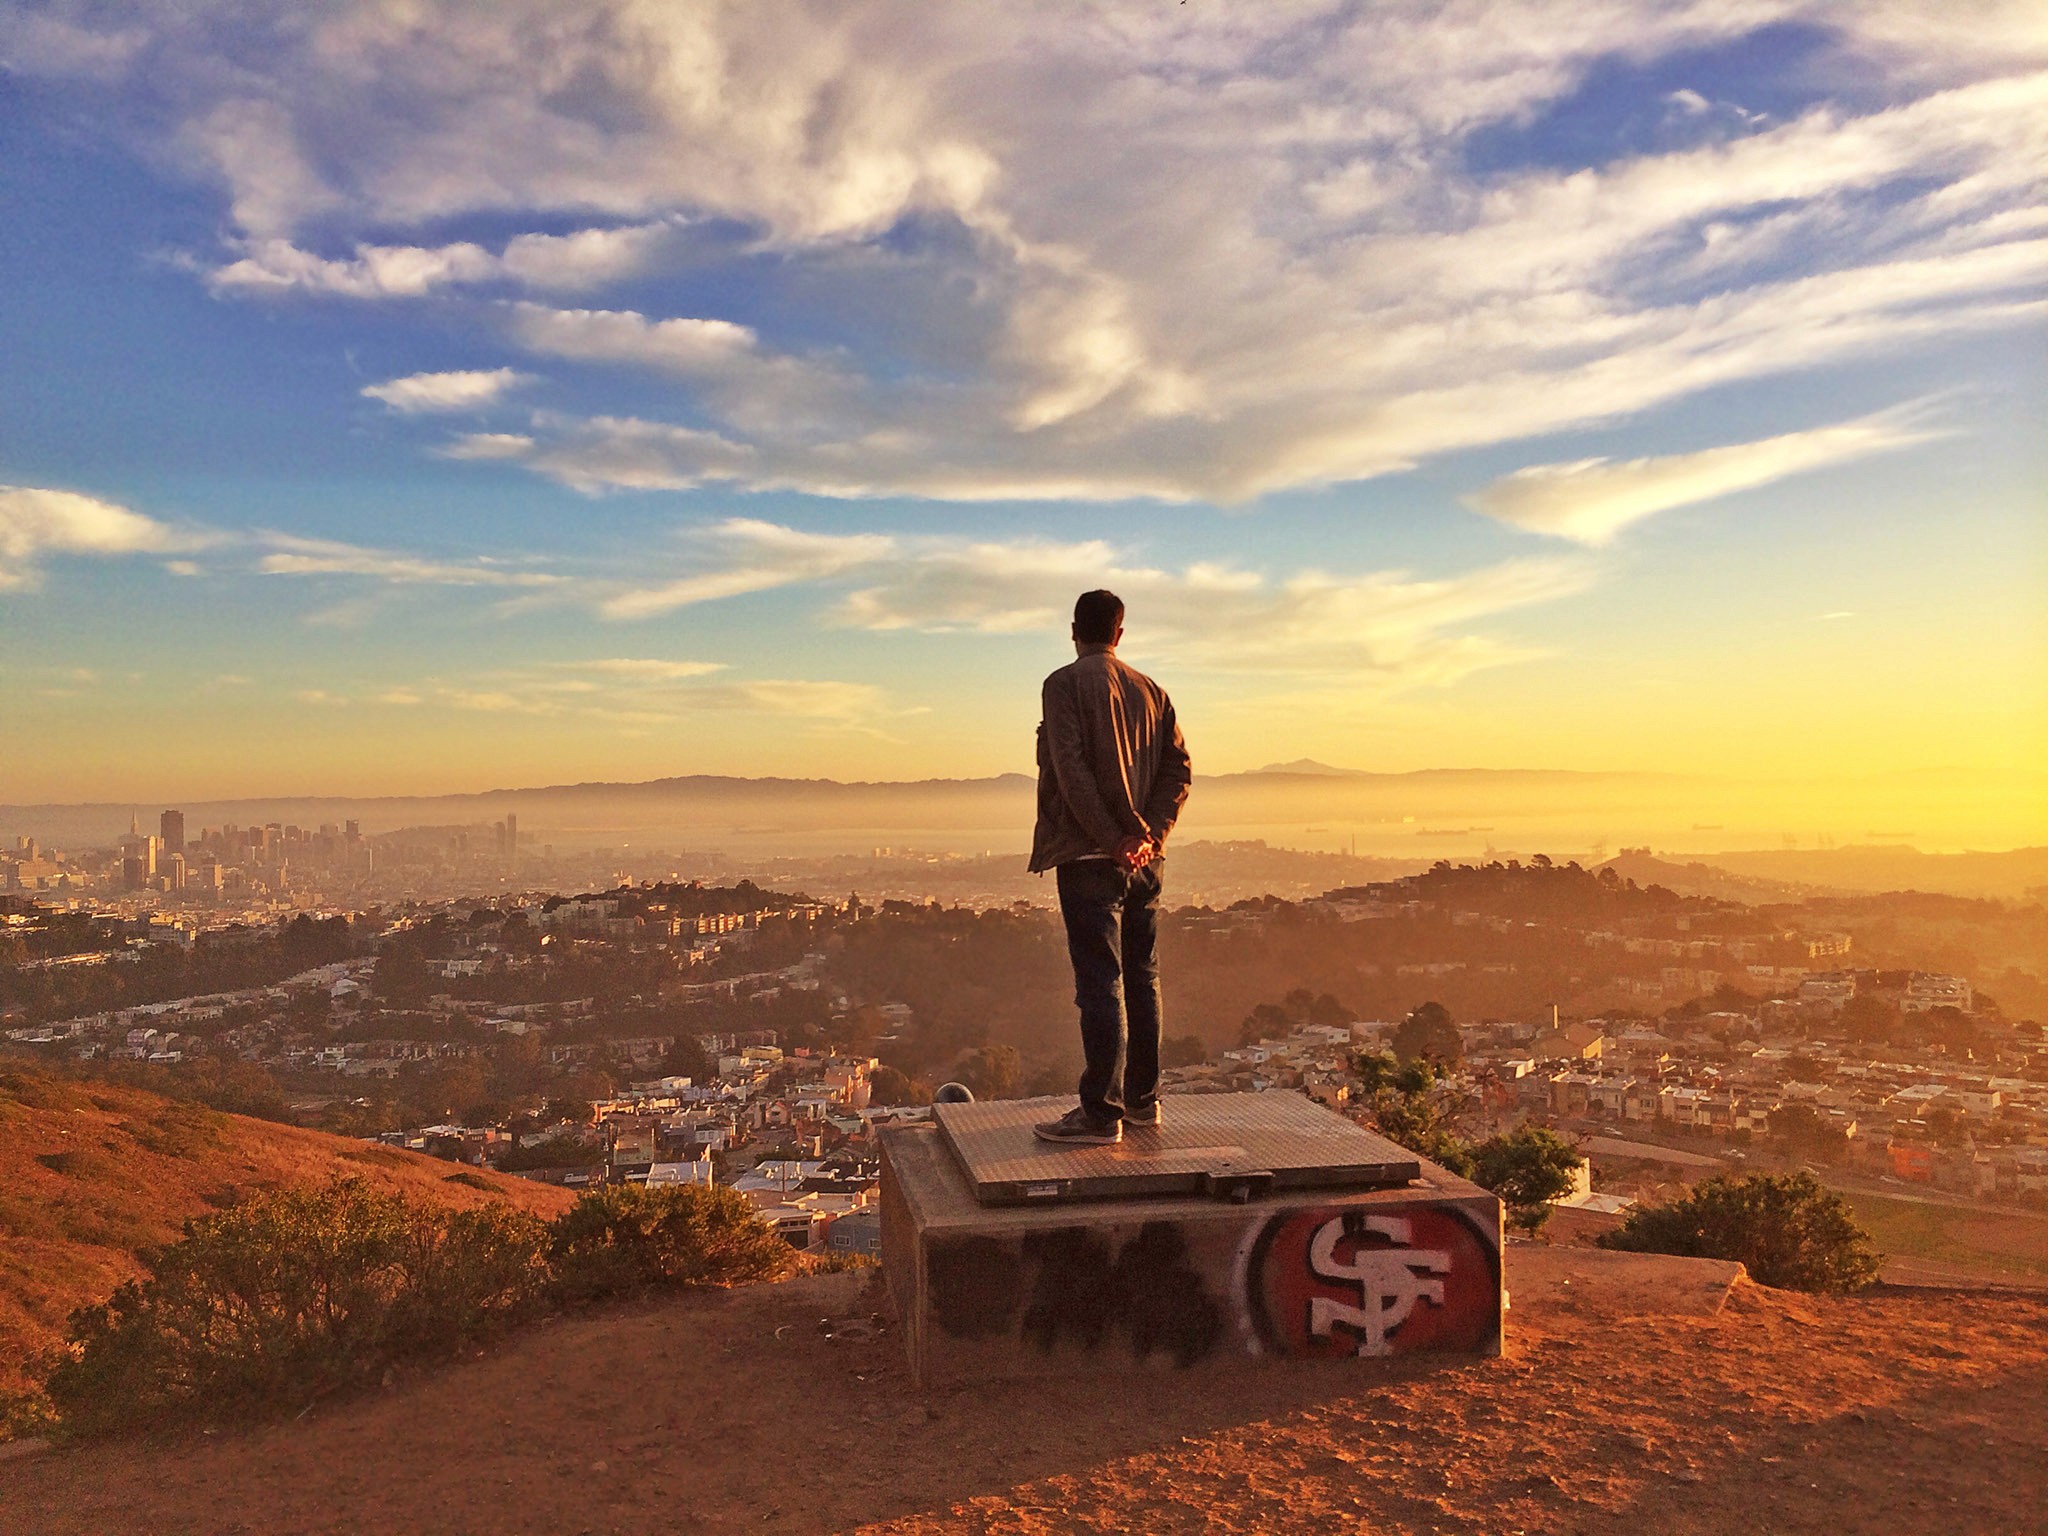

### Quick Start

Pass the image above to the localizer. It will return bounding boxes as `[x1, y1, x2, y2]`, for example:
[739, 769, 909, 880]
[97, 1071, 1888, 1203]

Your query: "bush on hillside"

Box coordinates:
[1596, 1171, 1882, 1293]
[548, 1183, 792, 1302]
[31, 1176, 792, 1439]
[44, 1180, 551, 1435]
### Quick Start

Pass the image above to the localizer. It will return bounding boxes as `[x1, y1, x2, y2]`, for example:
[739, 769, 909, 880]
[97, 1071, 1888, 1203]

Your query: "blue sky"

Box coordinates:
[0, 2, 2041, 826]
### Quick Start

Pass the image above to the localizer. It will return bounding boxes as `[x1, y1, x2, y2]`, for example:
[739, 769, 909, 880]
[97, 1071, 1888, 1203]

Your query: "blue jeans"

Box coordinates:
[1056, 858, 1164, 1123]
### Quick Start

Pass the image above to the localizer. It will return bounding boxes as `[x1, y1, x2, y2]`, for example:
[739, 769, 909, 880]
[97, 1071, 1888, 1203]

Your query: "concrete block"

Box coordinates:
[881, 1108, 1502, 1387]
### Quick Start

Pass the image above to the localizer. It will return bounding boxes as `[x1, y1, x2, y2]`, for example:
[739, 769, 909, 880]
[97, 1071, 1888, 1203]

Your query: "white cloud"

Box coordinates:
[1466, 405, 1946, 544]
[208, 222, 679, 298]
[210, 237, 493, 296]
[16, 2, 2046, 503]
[506, 304, 757, 373]
[497, 222, 682, 289]
[439, 432, 538, 461]
[0, 485, 200, 589]
[362, 368, 532, 413]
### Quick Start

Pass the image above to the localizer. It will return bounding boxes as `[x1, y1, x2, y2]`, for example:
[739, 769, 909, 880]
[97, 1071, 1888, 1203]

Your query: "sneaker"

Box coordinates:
[1123, 1103, 1163, 1128]
[1032, 1106, 1122, 1145]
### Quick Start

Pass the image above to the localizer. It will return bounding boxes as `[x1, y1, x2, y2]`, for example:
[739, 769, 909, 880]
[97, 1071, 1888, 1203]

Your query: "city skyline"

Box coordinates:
[0, 4, 2042, 844]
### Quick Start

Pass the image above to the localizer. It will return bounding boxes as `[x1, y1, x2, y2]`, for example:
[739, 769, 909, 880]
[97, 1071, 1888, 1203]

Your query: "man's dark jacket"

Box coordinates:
[1029, 650, 1191, 873]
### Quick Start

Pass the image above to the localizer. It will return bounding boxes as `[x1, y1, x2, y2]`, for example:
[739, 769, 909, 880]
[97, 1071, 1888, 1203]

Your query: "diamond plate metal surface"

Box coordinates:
[932, 1091, 1421, 1206]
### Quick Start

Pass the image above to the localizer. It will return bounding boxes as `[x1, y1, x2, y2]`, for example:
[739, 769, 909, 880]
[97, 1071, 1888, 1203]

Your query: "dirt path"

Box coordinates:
[3, 1253, 2044, 1536]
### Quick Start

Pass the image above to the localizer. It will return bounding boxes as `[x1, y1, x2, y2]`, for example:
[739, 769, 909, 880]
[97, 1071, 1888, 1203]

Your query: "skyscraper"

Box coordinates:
[160, 809, 186, 855]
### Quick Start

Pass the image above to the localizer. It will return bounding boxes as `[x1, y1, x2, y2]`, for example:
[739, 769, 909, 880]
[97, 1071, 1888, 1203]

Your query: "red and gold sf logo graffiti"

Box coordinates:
[1246, 1205, 1499, 1358]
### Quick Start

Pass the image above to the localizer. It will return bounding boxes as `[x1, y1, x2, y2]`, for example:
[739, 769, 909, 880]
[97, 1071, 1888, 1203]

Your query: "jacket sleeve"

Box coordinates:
[1042, 672, 1142, 853]
[1143, 696, 1192, 846]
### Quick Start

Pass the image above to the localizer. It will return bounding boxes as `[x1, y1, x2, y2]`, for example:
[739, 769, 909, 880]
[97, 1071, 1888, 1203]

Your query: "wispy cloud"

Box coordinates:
[362, 368, 533, 413]
[600, 519, 895, 618]
[549, 658, 728, 681]
[601, 518, 1594, 689]
[329, 663, 901, 732]
[1465, 405, 1947, 544]
[255, 532, 567, 588]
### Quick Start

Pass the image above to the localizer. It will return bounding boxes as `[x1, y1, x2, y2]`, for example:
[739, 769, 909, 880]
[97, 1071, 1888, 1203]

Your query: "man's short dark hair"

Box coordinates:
[1073, 589, 1124, 645]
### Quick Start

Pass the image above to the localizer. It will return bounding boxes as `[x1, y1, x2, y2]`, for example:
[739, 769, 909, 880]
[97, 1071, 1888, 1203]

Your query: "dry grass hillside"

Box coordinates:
[0, 1067, 572, 1401]
[1, 1248, 2042, 1534]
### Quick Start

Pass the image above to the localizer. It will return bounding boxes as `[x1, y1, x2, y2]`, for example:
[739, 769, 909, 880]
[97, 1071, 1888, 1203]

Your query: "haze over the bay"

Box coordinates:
[1, 2, 2042, 845]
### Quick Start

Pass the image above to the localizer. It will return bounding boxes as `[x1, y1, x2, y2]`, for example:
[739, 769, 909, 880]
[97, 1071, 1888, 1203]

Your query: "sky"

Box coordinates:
[0, 1, 2043, 838]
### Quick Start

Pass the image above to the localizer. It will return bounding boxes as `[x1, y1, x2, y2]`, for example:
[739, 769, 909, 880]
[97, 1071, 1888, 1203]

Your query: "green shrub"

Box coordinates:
[1597, 1170, 1882, 1293]
[548, 1183, 791, 1303]
[1469, 1125, 1582, 1237]
[44, 1179, 549, 1434]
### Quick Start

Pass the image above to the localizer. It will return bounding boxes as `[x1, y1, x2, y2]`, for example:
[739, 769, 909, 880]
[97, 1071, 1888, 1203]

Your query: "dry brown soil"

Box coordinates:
[3, 1247, 2043, 1535]
[0, 1069, 572, 1398]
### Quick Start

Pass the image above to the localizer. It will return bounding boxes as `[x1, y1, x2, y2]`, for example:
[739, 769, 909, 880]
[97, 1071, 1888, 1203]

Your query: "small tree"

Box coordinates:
[1353, 1050, 1472, 1176]
[868, 1063, 919, 1104]
[1768, 1103, 1848, 1161]
[1597, 1171, 1881, 1292]
[1391, 1001, 1462, 1066]
[1238, 1002, 1292, 1048]
[957, 1043, 1022, 1100]
[659, 1032, 712, 1083]
[1469, 1126, 1582, 1237]
[1835, 993, 1898, 1043]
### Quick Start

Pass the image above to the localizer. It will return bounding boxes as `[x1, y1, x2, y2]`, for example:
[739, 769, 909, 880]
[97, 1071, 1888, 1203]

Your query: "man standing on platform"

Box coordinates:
[1030, 590, 1192, 1145]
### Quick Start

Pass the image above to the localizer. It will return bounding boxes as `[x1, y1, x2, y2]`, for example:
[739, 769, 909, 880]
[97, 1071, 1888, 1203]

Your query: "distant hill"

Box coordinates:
[1594, 850, 1821, 905]
[0, 1067, 571, 1402]
[1701, 845, 2048, 902]
[1591, 846, 2048, 904]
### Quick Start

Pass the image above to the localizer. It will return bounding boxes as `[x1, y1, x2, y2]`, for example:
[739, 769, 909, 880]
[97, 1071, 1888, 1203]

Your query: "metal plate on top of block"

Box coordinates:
[931, 1091, 1422, 1207]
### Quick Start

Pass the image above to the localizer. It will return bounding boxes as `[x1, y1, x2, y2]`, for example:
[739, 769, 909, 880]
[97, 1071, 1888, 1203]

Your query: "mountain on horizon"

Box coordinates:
[1252, 758, 1365, 777]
